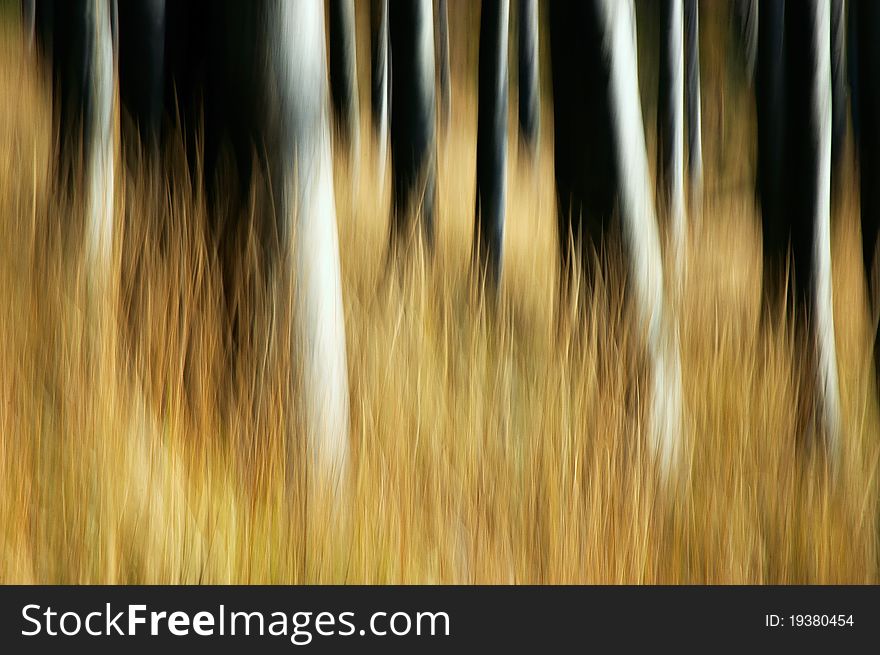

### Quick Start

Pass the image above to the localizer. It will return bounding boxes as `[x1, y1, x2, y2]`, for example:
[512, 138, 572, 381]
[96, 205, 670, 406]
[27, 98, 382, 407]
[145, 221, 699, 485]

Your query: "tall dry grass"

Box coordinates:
[1, 5, 879, 583]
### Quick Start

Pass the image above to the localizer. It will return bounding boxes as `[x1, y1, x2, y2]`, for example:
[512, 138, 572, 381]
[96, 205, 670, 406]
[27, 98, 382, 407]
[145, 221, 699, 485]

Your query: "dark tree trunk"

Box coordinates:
[328, 0, 360, 157]
[117, 0, 165, 158]
[389, 0, 438, 248]
[475, 0, 509, 286]
[517, 0, 540, 152]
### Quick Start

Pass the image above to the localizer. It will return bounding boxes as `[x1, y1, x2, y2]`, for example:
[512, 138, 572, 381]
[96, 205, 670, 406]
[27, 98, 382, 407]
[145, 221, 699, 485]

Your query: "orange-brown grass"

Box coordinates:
[1, 11, 878, 584]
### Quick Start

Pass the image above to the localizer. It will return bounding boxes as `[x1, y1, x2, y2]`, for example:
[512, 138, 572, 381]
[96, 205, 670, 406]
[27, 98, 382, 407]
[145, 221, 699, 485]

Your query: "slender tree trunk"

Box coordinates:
[436, 0, 451, 130]
[517, 0, 540, 152]
[328, 0, 361, 162]
[389, 0, 437, 248]
[270, 0, 352, 488]
[684, 0, 702, 208]
[371, 0, 389, 189]
[475, 0, 510, 286]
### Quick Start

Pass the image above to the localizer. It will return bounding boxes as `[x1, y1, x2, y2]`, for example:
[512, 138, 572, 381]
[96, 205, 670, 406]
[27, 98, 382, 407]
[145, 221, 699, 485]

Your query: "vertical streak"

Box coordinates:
[389, 0, 437, 246]
[272, 0, 351, 486]
[738, 0, 759, 81]
[371, 0, 389, 190]
[22, 0, 36, 49]
[756, 0, 787, 302]
[830, 0, 846, 169]
[517, 0, 540, 151]
[117, 0, 165, 156]
[811, 0, 842, 460]
[685, 0, 703, 208]
[86, 0, 115, 287]
[599, 0, 683, 477]
[436, 0, 451, 129]
[328, 0, 361, 163]
[849, 0, 861, 153]
[855, 0, 880, 392]
[658, 0, 686, 280]
[475, 0, 510, 285]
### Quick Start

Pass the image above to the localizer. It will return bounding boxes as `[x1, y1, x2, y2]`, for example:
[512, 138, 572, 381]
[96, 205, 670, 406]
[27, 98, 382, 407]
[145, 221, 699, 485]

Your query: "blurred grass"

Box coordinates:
[1, 4, 879, 584]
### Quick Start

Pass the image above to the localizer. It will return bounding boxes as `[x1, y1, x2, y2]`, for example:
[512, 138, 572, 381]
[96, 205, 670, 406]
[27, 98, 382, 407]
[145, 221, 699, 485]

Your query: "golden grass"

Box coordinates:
[1, 14, 879, 584]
